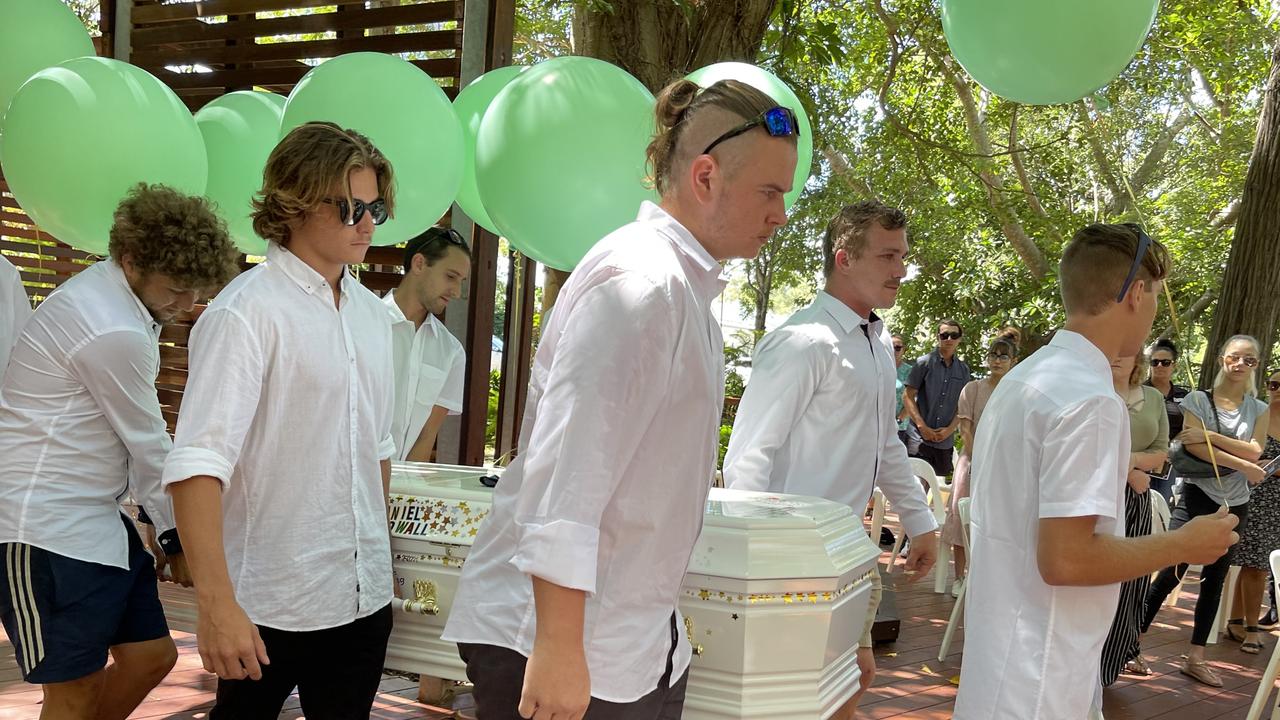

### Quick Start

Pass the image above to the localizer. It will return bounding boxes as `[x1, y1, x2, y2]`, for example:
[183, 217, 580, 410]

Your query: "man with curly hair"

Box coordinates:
[0, 183, 240, 718]
[164, 122, 400, 719]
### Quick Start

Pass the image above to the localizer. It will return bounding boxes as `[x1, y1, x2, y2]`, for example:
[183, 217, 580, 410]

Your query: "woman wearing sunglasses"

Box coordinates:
[1146, 339, 1190, 501]
[1141, 335, 1270, 687]
[1223, 368, 1280, 655]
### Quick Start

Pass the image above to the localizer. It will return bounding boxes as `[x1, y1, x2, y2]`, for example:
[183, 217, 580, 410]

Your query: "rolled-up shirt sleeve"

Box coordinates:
[509, 270, 678, 594]
[377, 322, 397, 461]
[1039, 395, 1125, 520]
[70, 329, 176, 534]
[162, 308, 264, 490]
[723, 330, 822, 492]
[876, 413, 940, 538]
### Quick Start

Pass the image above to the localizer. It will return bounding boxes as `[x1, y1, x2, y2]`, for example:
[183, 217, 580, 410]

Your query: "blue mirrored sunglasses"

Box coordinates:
[702, 106, 800, 155]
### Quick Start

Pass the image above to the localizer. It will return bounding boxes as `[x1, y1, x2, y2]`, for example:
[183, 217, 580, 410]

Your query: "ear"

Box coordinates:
[410, 253, 427, 275]
[834, 248, 851, 273]
[688, 154, 717, 204]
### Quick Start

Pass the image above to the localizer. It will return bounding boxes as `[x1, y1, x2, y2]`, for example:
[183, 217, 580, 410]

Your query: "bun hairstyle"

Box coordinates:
[1151, 337, 1179, 360]
[645, 77, 791, 196]
[988, 329, 1021, 359]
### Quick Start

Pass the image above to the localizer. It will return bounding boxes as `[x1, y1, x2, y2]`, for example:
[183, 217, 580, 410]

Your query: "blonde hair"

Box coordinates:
[252, 122, 395, 247]
[646, 78, 793, 197]
[108, 183, 240, 290]
[1214, 334, 1261, 396]
[1128, 351, 1148, 388]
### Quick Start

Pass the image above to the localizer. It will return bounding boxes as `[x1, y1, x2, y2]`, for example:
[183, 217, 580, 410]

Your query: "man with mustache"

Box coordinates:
[724, 200, 938, 717]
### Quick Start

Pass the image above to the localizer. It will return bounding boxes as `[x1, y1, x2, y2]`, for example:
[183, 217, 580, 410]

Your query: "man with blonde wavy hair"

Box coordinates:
[165, 122, 400, 719]
[0, 183, 239, 719]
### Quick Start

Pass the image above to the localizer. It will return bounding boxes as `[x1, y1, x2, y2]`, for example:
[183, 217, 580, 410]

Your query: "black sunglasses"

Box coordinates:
[703, 106, 801, 155]
[939, 331, 961, 340]
[892, 344, 904, 351]
[324, 197, 389, 226]
[1151, 358, 1174, 367]
[1116, 223, 1153, 303]
[1269, 380, 1280, 393]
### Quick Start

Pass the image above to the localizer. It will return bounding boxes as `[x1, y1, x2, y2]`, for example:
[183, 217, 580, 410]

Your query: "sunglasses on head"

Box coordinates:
[1151, 358, 1174, 367]
[703, 106, 801, 156]
[1116, 223, 1153, 303]
[324, 196, 388, 226]
[939, 331, 961, 341]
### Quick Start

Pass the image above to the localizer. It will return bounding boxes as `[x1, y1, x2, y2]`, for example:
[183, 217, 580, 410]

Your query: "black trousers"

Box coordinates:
[210, 604, 393, 720]
[1142, 484, 1249, 646]
[458, 615, 686, 720]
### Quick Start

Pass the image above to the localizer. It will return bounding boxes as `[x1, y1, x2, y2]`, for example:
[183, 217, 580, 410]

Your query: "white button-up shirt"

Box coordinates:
[383, 290, 465, 460]
[163, 243, 396, 632]
[0, 255, 32, 375]
[954, 330, 1127, 720]
[443, 202, 727, 703]
[0, 261, 175, 568]
[723, 291, 938, 538]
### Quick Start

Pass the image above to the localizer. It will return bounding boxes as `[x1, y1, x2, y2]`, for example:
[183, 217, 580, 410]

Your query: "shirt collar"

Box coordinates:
[812, 290, 881, 336]
[102, 260, 158, 331]
[1049, 329, 1112, 378]
[382, 288, 440, 335]
[267, 241, 352, 298]
[637, 201, 728, 301]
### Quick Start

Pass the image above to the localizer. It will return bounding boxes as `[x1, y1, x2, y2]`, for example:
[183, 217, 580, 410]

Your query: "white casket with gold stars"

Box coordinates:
[385, 462, 880, 719]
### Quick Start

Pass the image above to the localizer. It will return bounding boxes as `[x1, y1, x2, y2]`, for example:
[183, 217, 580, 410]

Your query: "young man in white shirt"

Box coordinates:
[0, 184, 239, 718]
[953, 223, 1240, 720]
[723, 200, 939, 716]
[442, 78, 798, 720]
[385, 225, 470, 462]
[0, 253, 32, 374]
[164, 122, 399, 719]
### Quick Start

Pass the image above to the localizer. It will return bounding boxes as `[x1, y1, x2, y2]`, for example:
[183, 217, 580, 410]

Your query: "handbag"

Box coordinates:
[1169, 391, 1229, 478]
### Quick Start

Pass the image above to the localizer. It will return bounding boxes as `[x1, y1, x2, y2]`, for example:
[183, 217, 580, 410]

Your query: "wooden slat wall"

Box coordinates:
[0, 0, 466, 433]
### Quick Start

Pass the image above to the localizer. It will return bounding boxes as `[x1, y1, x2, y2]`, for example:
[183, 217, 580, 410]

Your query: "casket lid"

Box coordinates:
[389, 462, 498, 502]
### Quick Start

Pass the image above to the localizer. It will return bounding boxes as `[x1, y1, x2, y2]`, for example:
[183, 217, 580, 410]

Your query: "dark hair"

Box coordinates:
[109, 183, 241, 290]
[938, 318, 963, 336]
[821, 200, 908, 277]
[1151, 337, 1179, 360]
[646, 78, 793, 196]
[988, 330, 1020, 358]
[1060, 223, 1170, 316]
[403, 225, 471, 270]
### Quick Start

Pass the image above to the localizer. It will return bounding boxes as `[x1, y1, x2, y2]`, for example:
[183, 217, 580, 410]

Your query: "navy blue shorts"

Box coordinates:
[0, 514, 170, 684]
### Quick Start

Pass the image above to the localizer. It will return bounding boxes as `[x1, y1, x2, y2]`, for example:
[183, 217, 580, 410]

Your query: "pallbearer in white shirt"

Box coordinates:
[953, 224, 1239, 720]
[0, 254, 32, 374]
[385, 225, 470, 462]
[0, 185, 240, 718]
[723, 200, 939, 717]
[442, 78, 797, 720]
[164, 123, 400, 720]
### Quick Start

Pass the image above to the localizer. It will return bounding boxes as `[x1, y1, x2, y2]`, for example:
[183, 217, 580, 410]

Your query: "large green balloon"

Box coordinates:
[942, 0, 1159, 105]
[685, 63, 814, 209]
[476, 57, 656, 271]
[196, 91, 286, 256]
[281, 52, 463, 247]
[0, 57, 207, 256]
[0, 0, 95, 128]
[453, 65, 526, 235]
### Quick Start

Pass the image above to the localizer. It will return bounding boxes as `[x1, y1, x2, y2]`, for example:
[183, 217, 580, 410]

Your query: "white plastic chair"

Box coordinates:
[906, 457, 950, 592]
[937, 497, 971, 662]
[1245, 549, 1280, 720]
[868, 487, 887, 546]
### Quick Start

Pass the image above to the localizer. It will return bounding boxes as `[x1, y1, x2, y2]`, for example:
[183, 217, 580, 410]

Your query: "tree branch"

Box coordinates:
[1157, 287, 1218, 341]
[1008, 106, 1064, 245]
[1105, 109, 1194, 215]
[1075, 102, 1126, 207]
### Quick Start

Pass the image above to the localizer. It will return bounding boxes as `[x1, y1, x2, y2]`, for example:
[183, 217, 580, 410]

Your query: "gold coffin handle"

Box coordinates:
[401, 579, 440, 615]
[683, 616, 704, 656]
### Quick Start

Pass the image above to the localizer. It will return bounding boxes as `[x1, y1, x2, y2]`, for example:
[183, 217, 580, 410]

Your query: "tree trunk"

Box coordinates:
[1198, 34, 1280, 389]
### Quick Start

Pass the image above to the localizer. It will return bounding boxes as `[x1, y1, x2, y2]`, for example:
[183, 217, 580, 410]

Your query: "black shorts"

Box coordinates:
[912, 444, 955, 477]
[0, 514, 170, 684]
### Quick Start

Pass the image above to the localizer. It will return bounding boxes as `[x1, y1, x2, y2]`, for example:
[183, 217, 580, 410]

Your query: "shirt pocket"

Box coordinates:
[414, 366, 448, 408]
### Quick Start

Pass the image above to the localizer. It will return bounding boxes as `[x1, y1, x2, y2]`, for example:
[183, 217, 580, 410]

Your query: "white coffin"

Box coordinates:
[385, 462, 880, 720]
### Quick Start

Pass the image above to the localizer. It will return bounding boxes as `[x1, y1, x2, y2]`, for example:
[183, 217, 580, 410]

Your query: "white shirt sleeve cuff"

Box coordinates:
[901, 508, 941, 539]
[378, 435, 397, 461]
[162, 447, 235, 491]
[511, 519, 601, 594]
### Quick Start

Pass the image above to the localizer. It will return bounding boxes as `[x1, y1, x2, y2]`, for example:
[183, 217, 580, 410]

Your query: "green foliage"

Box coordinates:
[718, 423, 733, 467]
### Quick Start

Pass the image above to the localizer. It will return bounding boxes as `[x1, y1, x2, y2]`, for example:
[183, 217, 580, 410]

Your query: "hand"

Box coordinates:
[197, 596, 270, 681]
[1175, 506, 1239, 566]
[1242, 461, 1266, 487]
[518, 638, 591, 720]
[901, 531, 938, 582]
[165, 553, 193, 587]
[1175, 429, 1210, 447]
[1127, 469, 1151, 494]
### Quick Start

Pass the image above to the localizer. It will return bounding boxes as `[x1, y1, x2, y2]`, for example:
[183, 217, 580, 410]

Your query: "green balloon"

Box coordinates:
[453, 65, 526, 235]
[196, 91, 286, 256]
[685, 63, 814, 209]
[281, 52, 464, 247]
[0, 57, 207, 256]
[942, 0, 1159, 105]
[0, 0, 95, 128]
[476, 56, 657, 271]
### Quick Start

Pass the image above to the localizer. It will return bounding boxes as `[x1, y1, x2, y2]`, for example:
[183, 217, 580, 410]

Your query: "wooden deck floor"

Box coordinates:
[1, 558, 1276, 718]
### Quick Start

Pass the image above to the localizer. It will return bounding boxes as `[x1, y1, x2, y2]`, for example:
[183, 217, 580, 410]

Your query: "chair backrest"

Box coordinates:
[1150, 491, 1172, 534]
[908, 457, 948, 524]
[957, 497, 972, 553]
[868, 487, 887, 542]
[1270, 550, 1280, 598]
